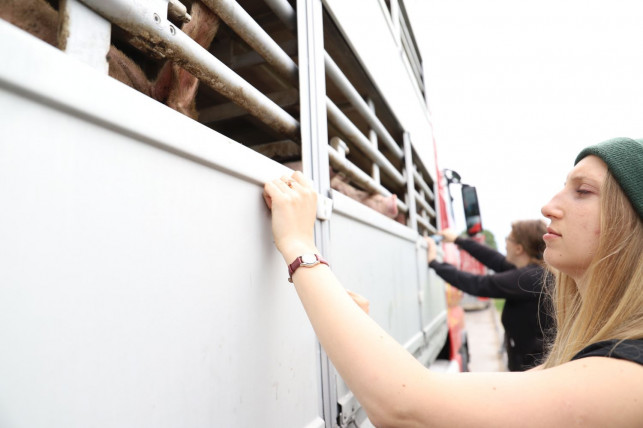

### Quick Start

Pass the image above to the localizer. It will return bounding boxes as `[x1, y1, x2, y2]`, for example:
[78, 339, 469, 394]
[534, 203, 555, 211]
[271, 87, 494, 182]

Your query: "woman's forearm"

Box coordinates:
[264, 174, 436, 426]
[290, 265, 433, 426]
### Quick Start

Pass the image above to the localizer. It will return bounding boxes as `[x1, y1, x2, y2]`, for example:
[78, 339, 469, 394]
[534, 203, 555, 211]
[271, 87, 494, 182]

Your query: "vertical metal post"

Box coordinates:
[405, 134, 428, 357]
[415, 165, 424, 233]
[390, 0, 401, 46]
[297, 0, 336, 426]
[367, 98, 380, 185]
[403, 132, 418, 231]
[418, 189, 427, 235]
[60, 0, 111, 73]
[434, 172, 444, 231]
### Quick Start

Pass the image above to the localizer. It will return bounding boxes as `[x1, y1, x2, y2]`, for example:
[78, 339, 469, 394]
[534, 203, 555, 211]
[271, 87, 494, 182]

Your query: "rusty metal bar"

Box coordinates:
[413, 167, 434, 200]
[264, 0, 296, 31]
[260, 0, 406, 186]
[79, 0, 299, 138]
[324, 52, 403, 159]
[168, 0, 191, 23]
[328, 139, 408, 214]
[201, 0, 299, 85]
[416, 214, 436, 234]
[326, 100, 405, 187]
[414, 190, 436, 218]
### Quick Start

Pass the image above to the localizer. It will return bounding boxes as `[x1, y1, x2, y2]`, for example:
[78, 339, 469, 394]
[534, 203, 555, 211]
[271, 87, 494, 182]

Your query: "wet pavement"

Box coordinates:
[464, 304, 507, 372]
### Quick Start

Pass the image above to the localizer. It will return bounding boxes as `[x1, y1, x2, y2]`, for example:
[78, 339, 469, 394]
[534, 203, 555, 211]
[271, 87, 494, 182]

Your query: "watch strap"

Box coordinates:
[288, 254, 329, 283]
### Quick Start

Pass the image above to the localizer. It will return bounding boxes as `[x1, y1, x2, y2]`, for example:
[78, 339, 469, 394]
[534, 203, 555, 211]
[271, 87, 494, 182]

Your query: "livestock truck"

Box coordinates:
[0, 0, 470, 426]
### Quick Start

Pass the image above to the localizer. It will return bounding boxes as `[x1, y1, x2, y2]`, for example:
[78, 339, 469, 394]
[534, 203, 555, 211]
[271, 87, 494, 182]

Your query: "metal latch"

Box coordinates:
[317, 194, 333, 220]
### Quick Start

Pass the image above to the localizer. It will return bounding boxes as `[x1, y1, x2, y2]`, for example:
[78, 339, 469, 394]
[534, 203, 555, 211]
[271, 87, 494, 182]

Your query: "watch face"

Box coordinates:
[301, 254, 317, 264]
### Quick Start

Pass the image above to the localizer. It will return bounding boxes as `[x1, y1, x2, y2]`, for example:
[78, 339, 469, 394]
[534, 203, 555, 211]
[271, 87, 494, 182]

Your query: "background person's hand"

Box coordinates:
[439, 228, 459, 243]
[263, 171, 319, 263]
[347, 290, 370, 314]
[424, 236, 437, 263]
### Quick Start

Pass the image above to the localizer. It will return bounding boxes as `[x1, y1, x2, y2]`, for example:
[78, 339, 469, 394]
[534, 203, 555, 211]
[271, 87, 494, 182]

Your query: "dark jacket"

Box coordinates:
[429, 237, 553, 371]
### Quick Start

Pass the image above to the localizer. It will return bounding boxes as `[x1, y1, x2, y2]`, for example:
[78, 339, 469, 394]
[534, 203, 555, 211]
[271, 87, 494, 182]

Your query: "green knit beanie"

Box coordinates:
[575, 137, 643, 220]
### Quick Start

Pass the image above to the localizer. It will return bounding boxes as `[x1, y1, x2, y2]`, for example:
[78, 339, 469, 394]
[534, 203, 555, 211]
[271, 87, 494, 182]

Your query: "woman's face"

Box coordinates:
[504, 234, 521, 265]
[541, 155, 607, 285]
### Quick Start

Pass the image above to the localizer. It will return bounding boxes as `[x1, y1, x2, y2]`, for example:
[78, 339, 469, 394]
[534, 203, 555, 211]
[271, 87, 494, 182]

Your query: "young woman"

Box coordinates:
[262, 137, 642, 427]
[425, 220, 553, 371]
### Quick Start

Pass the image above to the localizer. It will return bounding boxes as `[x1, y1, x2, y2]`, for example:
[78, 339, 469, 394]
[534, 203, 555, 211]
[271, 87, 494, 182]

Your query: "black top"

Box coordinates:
[429, 237, 553, 371]
[572, 339, 643, 365]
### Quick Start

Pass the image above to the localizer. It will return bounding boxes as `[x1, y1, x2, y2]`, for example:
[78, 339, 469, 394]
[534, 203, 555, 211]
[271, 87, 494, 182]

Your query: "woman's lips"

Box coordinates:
[543, 227, 561, 241]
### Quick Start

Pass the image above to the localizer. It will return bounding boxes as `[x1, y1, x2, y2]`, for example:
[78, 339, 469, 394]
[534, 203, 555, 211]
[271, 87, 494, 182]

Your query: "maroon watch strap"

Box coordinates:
[288, 254, 329, 283]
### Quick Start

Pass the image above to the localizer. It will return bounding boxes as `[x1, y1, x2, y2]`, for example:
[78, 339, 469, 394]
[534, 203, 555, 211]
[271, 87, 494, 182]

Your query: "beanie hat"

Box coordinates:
[575, 137, 643, 220]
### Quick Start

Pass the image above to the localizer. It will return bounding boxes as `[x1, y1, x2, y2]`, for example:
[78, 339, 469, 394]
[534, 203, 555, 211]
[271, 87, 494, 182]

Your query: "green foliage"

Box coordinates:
[481, 230, 497, 250]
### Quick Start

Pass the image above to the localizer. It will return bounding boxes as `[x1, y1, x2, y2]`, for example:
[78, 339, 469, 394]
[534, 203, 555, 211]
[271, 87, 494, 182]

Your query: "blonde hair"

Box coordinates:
[543, 172, 643, 367]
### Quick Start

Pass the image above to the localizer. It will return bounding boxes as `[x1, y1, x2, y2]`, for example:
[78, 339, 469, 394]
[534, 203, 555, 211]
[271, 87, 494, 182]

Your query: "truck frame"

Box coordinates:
[0, 1, 461, 426]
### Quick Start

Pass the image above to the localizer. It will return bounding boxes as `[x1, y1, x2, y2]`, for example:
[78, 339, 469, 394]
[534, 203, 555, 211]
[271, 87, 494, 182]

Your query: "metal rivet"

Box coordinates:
[169, 25, 176, 35]
[153, 13, 161, 24]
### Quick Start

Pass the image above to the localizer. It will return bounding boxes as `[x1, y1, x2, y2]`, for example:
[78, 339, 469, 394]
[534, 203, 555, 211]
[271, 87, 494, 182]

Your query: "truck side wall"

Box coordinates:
[0, 23, 324, 427]
[0, 0, 449, 424]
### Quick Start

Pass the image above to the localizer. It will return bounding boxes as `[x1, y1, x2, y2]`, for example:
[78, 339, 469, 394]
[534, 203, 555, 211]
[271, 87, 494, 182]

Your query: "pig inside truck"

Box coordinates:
[0, 0, 465, 426]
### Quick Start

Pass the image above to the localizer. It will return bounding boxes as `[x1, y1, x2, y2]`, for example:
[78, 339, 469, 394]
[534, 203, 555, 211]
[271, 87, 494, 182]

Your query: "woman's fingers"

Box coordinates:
[263, 175, 298, 210]
[267, 171, 312, 194]
[263, 173, 318, 260]
[291, 170, 313, 189]
[262, 187, 273, 210]
[263, 180, 287, 209]
[263, 177, 294, 208]
[275, 176, 293, 192]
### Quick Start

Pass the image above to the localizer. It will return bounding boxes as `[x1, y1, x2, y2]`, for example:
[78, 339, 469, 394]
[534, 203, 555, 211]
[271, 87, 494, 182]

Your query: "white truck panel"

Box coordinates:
[328, 191, 448, 417]
[330, 192, 421, 341]
[0, 21, 323, 427]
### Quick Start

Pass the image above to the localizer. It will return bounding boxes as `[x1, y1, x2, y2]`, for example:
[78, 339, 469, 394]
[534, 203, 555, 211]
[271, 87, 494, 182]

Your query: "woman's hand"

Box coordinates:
[347, 290, 370, 314]
[439, 228, 459, 243]
[263, 171, 319, 263]
[425, 236, 437, 263]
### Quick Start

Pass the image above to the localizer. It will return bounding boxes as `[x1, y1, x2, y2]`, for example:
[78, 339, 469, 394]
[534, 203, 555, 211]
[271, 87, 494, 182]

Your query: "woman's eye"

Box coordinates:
[576, 189, 592, 196]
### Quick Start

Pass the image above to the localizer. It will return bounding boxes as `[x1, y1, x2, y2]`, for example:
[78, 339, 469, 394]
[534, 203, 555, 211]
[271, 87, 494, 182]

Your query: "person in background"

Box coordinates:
[262, 137, 642, 427]
[425, 221, 553, 371]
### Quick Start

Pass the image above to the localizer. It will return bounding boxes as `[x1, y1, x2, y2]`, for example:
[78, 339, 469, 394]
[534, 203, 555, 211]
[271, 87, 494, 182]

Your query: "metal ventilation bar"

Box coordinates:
[80, 0, 300, 138]
[413, 167, 435, 201]
[328, 138, 408, 214]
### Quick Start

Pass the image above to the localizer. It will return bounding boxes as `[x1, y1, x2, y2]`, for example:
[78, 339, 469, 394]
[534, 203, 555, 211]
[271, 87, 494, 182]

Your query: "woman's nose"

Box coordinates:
[541, 193, 563, 219]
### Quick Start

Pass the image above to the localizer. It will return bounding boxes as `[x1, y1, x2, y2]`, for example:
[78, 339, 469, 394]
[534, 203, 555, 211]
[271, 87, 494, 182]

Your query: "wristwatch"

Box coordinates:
[288, 253, 329, 283]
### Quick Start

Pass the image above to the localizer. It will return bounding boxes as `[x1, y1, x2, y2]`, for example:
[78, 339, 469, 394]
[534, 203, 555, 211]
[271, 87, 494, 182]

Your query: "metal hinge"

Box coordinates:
[337, 391, 360, 427]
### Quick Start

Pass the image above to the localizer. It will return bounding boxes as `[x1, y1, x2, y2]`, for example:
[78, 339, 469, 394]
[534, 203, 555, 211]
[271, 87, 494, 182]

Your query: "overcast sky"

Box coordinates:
[405, 0, 643, 253]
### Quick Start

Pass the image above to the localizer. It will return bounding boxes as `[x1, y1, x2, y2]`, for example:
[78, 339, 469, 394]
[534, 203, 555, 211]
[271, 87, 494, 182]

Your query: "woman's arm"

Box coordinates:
[263, 172, 428, 425]
[263, 173, 643, 427]
[439, 228, 515, 272]
[429, 260, 543, 299]
[454, 236, 516, 272]
[426, 237, 540, 299]
[290, 265, 643, 427]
